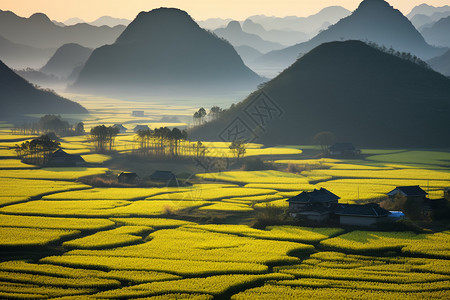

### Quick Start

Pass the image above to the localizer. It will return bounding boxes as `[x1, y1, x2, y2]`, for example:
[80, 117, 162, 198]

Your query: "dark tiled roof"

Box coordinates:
[334, 203, 391, 217]
[387, 185, 427, 196]
[118, 172, 137, 178]
[329, 143, 356, 152]
[113, 124, 127, 130]
[150, 171, 177, 181]
[51, 149, 84, 162]
[133, 125, 150, 131]
[287, 188, 340, 204]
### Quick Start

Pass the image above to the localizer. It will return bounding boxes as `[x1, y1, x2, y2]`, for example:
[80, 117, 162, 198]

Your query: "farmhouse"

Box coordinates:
[329, 143, 361, 157]
[150, 171, 178, 186]
[334, 203, 391, 226]
[133, 125, 150, 132]
[47, 149, 85, 166]
[113, 124, 127, 133]
[287, 188, 340, 222]
[118, 172, 139, 184]
[387, 185, 428, 202]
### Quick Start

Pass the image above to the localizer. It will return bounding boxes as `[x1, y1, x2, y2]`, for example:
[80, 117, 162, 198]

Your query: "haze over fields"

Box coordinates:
[0, 0, 449, 148]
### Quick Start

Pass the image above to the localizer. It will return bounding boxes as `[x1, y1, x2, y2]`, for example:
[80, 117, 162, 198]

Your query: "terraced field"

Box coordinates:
[0, 130, 449, 299]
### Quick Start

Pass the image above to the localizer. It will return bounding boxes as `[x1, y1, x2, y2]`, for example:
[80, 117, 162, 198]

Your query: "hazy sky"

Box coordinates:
[1, 0, 450, 21]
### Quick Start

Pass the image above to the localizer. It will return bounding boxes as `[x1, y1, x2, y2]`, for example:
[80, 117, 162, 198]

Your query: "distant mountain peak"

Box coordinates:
[29, 13, 52, 24]
[116, 7, 199, 44]
[226, 20, 242, 31]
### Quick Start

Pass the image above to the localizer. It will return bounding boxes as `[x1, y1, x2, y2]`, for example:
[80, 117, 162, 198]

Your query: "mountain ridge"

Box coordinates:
[190, 40, 450, 148]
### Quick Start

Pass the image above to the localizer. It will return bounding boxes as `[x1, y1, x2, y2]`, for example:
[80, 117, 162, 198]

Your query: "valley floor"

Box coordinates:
[0, 113, 449, 299]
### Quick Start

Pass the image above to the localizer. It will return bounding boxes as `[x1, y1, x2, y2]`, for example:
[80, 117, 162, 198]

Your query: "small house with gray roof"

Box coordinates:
[287, 188, 340, 222]
[387, 186, 428, 202]
[334, 203, 391, 226]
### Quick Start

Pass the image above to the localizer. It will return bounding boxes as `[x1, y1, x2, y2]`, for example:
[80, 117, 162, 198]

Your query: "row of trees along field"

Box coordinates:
[12, 115, 85, 136]
[193, 106, 224, 125]
[15, 134, 60, 165]
[134, 127, 197, 158]
[89, 125, 120, 152]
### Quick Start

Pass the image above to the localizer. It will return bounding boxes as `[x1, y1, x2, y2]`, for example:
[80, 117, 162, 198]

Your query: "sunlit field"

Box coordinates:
[0, 112, 449, 299]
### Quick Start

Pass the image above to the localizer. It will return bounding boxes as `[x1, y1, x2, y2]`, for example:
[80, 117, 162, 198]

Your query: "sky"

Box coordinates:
[1, 0, 450, 22]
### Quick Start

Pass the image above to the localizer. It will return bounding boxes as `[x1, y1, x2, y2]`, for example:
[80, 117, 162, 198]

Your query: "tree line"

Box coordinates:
[12, 115, 85, 136]
[192, 106, 224, 126]
[15, 134, 60, 165]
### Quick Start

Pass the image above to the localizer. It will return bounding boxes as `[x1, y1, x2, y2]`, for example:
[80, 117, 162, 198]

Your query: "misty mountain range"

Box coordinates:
[1, 0, 450, 134]
[250, 0, 448, 76]
[60, 16, 131, 27]
[0, 10, 125, 50]
[213, 21, 285, 53]
[70, 8, 263, 96]
[0, 35, 54, 69]
[40, 43, 93, 79]
[190, 40, 450, 147]
[420, 16, 450, 47]
[0, 60, 87, 116]
[407, 3, 450, 28]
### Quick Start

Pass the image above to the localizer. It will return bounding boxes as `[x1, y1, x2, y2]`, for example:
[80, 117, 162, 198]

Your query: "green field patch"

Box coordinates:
[43, 187, 187, 200]
[0, 200, 207, 217]
[196, 170, 310, 185]
[319, 231, 450, 257]
[367, 151, 450, 167]
[309, 251, 450, 275]
[0, 134, 37, 141]
[302, 168, 450, 181]
[0, 281, 94, 298]
[231, 284, 449, 300]
[0, 167, 108, 180]
[142, 293, 213, 300]
[244, 183, 316, 192]
[198, 202, 253, 212]
[275, 278, 450, 293]
[254, 199, 289, 208]
[186, 225, 344, 244]
[93, 273, 293, 298]
[65, 227, 313, 265]
[227, 194, 284, 202]
[0, 148, 16, 157]
[101, 270, 181, 283]
[0, 270, 120, 288]
[41, 255, 268, 276]
[0, 200, 131, 216]
[148, 187, 276, 201]
[63, 226, 152, 249]
[276, 265, 449, 284]
[0, 177, 91, 206]
[81, 154, 112, 163]
[0, 159, 35, 169]
[0, 227, 80, 246]
[316, 180, 389, 203]
[402, 231, 450, 259]
[111, 218, 196, 229]
[0, 261, 105, 278]
[0, 215, 114, 230]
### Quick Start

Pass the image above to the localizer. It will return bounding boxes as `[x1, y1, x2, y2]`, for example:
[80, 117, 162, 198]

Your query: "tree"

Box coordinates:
[90, 125, 119, 152]
[193, 107, 207, 125]
[313, 131, 335, 154]
[74, 122, 85, 135]
[229, 140, 246, 159]
[15, 134, 60, 165]
[209, 106, 223, 120]
[38, 115, 71, 135]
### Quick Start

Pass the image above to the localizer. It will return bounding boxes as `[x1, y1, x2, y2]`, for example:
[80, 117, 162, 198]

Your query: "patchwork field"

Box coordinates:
[0, 128, 449, 299]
